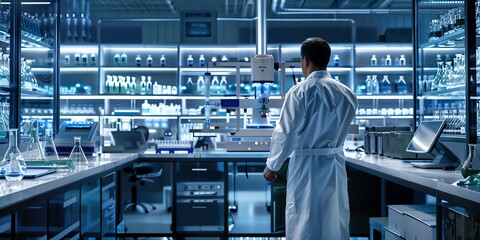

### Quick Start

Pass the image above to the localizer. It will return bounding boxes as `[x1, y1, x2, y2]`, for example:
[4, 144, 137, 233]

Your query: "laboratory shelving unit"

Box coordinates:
[58, 43, 416, 141]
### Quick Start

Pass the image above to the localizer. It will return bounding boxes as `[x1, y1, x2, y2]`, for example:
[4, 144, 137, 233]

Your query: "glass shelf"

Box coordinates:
[421, 87, 464, 97]
[420, 29, 465, 48]
[0, 23, 52, 49]
[356, 95, 413, 100]
[101, 67, 177, 72]
[355, 67, 412, 72]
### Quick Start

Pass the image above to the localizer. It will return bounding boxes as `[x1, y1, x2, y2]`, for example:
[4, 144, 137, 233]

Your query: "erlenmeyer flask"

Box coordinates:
[24, 120, 46, 160]
[1, 129, 26, 173]
[43, 130, 59, 160]
[4, 153, 25, 181]
[69, 136, 88, 165]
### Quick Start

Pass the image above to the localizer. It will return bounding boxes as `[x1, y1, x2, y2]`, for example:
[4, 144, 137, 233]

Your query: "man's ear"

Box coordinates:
[303, 56, 309, 67]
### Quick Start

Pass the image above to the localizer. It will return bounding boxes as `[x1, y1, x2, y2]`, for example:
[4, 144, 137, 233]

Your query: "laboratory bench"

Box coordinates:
[0, 150, 478, 239]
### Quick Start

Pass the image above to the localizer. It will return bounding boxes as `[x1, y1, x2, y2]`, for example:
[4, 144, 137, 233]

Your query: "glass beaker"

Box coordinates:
[69, 136, 88, 165]
[4, 153, 25, 181]
[24, 120, 46, 160]
[1, 129, 26, 173]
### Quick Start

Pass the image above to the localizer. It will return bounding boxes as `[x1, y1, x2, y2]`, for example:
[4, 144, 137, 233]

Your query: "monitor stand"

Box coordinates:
[411, 142, 460, 169]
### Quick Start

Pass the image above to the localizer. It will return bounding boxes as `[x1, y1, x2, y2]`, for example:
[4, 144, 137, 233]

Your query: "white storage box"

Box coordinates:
[384, 226, 404, 240]
[404, 209, 436, 240]
[387, 204, 436, 238]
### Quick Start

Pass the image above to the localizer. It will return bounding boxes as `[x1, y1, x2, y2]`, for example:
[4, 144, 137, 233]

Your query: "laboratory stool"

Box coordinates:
[369, 217, 388, 240]
[124, 162, 163, 213]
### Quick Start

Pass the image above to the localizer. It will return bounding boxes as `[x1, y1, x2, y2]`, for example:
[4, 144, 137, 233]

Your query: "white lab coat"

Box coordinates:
[266, 70, 358, 240]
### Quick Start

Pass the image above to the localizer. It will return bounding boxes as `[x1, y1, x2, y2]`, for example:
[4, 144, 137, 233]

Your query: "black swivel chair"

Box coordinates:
[124, 126, 162, 213]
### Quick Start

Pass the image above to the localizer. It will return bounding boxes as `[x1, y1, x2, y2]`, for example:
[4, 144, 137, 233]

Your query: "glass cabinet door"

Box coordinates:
[18, 1, 57, 140]
[415, 0, 467, 138]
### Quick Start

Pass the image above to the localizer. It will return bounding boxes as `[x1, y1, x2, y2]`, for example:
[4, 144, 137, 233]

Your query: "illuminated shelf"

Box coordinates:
[355, 115, 413, 119]
[354, 67, 412, 72]
[101, 67, 177, 72]
[420, 87, 464, 97]
[420, 29, 465, 48]
[356, 95, 413, 100]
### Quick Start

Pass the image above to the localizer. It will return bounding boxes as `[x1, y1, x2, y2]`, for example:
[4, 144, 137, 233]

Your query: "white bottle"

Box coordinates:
[365, 75, 372, 95]
[172, 85, 178, 95]
[146, 76, 153, 94]
[74, 53, 81, 65]
[370, 55, 377, 66]
[211, 76, 219, 94]
[81, 53, 88, 65]
[131, 76, 137, 94]
[385, 55, 392, 66]
[199, 54, 205, 67]
[120, 53, 128, 65]
[221, 55, 228, 62]
[333, 54, 340, 67]
[160, 54, 166, 67]
[125, 76, 131, 94]
[147, 54, 153, 67]
[105, 75, 112, 94]
[64, 54, 70, 65]
[90, 52, 96, 65]
[399, 55, 406, 66]
[372, 75, 379, 94]
[197, 76, 205, 94]
[153, 81, 159, 94]
[136, 55, 142, 67]
[141, 100, 150, 115]
[113, 53, 120, 65]
[220, 76, 228, 92]
[140, 76, 147, 95]
[187, 55, 193, 67]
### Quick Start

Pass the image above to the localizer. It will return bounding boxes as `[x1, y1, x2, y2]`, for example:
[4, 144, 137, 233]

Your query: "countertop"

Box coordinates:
[345, 152, 480, 211]
[1, 150, 478, 214]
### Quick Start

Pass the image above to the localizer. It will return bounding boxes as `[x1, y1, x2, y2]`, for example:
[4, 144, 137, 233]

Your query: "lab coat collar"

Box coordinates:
[305, 70, 331, 81]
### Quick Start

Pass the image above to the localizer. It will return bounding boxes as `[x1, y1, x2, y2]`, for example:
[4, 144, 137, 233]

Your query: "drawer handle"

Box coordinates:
[192, 206, 207, 209]
[191, 168, 207, 172]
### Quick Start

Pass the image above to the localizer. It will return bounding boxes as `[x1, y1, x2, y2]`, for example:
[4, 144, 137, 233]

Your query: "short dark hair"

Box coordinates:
[300, 37, 331, 68]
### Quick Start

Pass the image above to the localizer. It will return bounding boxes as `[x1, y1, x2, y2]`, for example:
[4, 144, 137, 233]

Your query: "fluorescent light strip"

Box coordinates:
[355, 46, 412, 51]
[103, 47, 176, 52]
[355, 67, 412, 72]
[102, 67, 177, 72]
[357, 95, 413, 100]
[1, 2, 51, 4]
[61, 46, 98, 53]
[60, 67, 98, 72]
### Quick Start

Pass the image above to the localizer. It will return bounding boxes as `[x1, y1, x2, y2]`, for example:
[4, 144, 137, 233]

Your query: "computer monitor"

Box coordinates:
[406, 120, 460, 169]
[110, 131, 148, 153]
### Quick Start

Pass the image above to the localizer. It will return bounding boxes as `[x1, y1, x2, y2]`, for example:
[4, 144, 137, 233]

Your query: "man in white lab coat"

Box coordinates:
[263, 37, 358, 240]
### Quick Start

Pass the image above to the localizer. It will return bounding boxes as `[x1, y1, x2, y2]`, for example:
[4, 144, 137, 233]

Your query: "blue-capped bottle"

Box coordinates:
[396, 76, 407, 94]
[380, 75, 391, 94]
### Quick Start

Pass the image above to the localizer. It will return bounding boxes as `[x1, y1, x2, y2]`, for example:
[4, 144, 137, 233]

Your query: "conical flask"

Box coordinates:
[43, 130, 59, 160]
[1, 129, 26, 173]
[4, 153, 25, 181]
[69, 136, 88, 165]
[24, 120, 46, 160]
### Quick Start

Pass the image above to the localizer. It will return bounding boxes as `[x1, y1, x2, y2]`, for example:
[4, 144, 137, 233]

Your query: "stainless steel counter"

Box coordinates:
[0, 153, 138, 211]
[345, 152, 480, 212]
[1, 150, 478, 214]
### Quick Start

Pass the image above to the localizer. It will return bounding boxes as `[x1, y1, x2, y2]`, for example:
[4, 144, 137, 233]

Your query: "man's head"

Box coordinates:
[300, 37, 331, 77]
